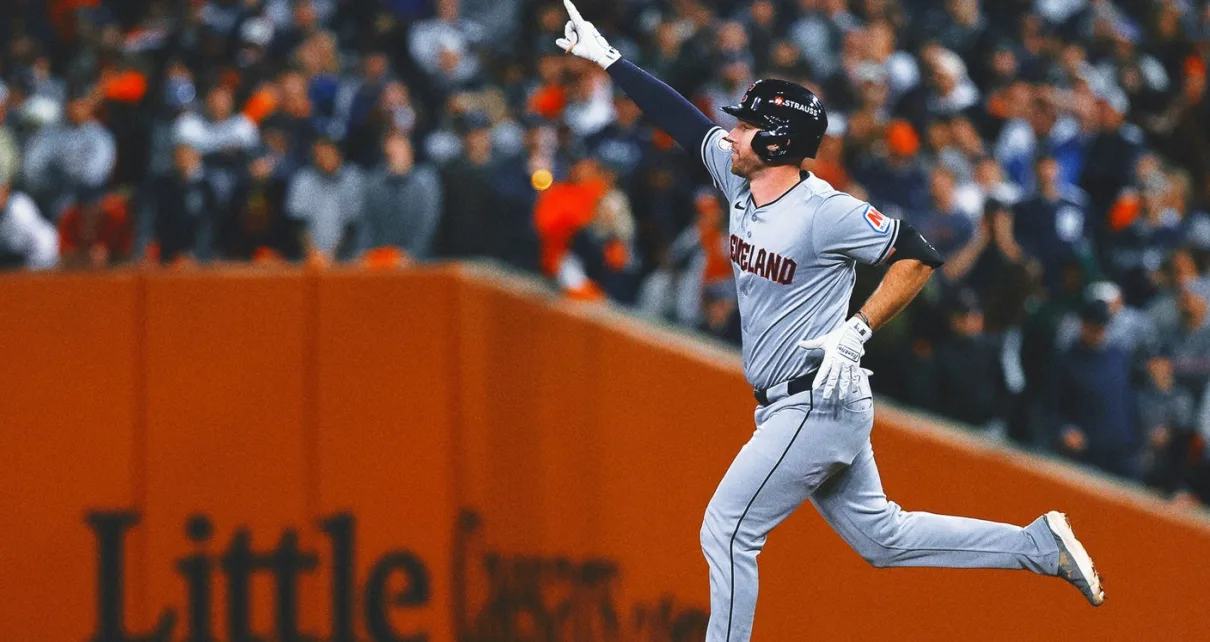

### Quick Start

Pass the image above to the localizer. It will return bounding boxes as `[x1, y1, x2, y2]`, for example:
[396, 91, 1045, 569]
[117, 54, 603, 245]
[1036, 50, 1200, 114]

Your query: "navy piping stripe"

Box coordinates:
[875, 217, 901, 264]
[726, 391, 814, 641]
[702, 126, 726, 189]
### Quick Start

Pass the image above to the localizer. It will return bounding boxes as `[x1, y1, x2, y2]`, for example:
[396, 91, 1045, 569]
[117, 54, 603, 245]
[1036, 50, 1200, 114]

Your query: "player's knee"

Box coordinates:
[855, 503, 906, 568]
[855, 528, 899, 568]
[859, 547, 895, 568]
[700, 508, 726, 550]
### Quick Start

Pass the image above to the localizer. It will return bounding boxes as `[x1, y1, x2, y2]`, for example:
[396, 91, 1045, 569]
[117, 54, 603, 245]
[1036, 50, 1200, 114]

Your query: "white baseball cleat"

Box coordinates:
[1044, 511, 1106, 606]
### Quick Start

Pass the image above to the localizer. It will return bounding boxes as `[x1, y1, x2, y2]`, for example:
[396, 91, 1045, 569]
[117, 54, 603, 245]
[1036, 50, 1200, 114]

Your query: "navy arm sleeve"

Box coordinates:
[607, 59, 716, 154]
[887, 222, 944, 268]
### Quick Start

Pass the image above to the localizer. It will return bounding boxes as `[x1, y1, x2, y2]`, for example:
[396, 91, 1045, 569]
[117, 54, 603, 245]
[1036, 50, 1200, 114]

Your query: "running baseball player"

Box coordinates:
[557, 3, 1105, 640]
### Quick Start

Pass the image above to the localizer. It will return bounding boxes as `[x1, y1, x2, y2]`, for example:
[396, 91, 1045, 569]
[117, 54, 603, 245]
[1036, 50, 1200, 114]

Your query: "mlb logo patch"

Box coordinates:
[864, 206, 890, 234]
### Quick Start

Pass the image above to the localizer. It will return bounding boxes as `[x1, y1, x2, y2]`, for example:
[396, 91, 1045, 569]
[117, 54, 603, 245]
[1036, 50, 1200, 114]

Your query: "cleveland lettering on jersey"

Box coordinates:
[729, 234, 796, 285]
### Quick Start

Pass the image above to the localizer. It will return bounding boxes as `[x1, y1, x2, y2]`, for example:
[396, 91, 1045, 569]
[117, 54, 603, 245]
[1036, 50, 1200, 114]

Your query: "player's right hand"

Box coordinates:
[797, 316, 872, 402]
[556, 0, 621, 69]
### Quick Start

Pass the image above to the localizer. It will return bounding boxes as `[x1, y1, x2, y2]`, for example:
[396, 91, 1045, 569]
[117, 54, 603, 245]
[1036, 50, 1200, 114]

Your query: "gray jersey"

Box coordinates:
[699, 127, 901, 390]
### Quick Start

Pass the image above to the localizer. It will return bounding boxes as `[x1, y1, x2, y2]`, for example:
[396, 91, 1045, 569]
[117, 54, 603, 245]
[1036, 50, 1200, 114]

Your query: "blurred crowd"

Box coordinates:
[1, 0, 1209, 506]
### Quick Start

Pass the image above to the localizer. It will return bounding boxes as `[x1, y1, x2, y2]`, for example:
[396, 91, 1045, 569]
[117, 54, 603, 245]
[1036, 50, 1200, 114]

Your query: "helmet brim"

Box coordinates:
[720, 105, 767, 129]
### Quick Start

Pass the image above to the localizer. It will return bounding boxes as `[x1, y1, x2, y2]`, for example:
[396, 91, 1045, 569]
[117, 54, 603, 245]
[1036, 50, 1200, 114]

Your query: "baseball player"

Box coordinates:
[557, 3, 1105, 640]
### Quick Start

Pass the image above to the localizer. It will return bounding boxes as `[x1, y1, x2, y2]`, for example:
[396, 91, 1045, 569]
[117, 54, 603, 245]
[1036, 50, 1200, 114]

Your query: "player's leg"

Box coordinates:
[700, 392, 866, 642]
[809, 438, 1060, 573]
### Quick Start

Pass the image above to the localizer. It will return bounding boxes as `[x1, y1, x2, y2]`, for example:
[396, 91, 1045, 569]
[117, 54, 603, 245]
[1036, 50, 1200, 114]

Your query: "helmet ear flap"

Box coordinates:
[751, 130, 791, 162]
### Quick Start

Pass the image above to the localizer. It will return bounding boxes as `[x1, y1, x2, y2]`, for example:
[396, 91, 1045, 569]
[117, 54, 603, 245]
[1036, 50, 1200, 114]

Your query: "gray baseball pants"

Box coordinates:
[700, 377, 1061, 641]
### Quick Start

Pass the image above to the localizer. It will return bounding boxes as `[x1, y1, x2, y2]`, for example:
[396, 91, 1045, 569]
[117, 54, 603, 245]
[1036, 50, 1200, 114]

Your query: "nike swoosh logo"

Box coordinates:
[735, 201, 744, 209]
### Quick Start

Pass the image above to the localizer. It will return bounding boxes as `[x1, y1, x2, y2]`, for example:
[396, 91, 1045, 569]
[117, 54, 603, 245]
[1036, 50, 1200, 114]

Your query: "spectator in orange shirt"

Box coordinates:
[568, 158, 639, 302]
[57, 187, 133, 268]
[534, 156, 609, 298]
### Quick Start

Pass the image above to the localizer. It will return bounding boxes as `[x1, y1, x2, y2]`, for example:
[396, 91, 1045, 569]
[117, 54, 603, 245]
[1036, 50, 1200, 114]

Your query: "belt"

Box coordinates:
[754, 371, 816, 406]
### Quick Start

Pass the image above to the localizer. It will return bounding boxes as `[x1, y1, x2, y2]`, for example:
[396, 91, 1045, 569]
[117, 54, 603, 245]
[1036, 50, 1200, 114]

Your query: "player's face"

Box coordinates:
[724, 121, 765, 178]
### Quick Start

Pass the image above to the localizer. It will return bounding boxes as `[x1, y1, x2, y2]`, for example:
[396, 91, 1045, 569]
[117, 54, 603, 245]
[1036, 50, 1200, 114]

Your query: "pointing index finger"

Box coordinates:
[563, 0, 585, 24]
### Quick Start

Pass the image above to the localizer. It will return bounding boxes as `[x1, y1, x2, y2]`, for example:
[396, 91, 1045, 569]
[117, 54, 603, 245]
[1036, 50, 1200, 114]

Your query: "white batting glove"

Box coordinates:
[555, 0, 621, 69]
[797, 317, 873, 402]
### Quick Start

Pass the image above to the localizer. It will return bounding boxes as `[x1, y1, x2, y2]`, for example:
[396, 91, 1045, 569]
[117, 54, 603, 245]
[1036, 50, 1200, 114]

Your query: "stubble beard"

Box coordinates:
[729, 153, 760, 179]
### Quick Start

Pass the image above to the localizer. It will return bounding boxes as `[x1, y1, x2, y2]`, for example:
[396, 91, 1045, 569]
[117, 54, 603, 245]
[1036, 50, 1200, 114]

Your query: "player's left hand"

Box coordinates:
[556, 0, 622, 69]
[797, 316, 872, 402]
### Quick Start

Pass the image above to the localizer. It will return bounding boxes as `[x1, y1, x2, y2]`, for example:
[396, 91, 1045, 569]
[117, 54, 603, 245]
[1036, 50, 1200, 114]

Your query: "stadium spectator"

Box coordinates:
[1151, 58, 1209, 207]
[219, 147, 300, 262]
[922, 46, 982, 122]
[933, 291, 1007, 430]
[943, 197, 1026, 295]
[343, 52, 395, 137]
[954, 156, 1020, 221]
[439, 114, 506, 261]
[1104, 155, 1187, 301]
[1053, 299, 1141, 479]
[586, 94, 648, 189]
[863, 19, 918, 103]
[0, 180, 57, 269]
[568, 159, 639, 303]
[699, 24, 755, 125]
[271, 69, 325, 169]
[1137, 351, 1198, 496]
[57, 187, 133, 268]
[295, 31, 343, 138]
[0, 83, 19, 185]
[789, 0, 852, 83]
[845, 62, 892, 149]
[360, 132, 443, 262]
[286, 136, 364, 263]
[1163, 286, 1210, 405]
[699, 284, 742, 347]
[1085, 280, 1156, 358]
[344, 76, 416, 170]
[408, 0, 486, 91]
[173, 83, 261, 207]
[924, 0, 995, 63]
[22, 86, 116, 219]
[535, 156, 610, 299]
[638, 188, 733, 327]
[173, 83, 260, 162]
[1147, 248, 1210, 341]
[147, 58, 201, 178]
[853, 119, 930, 218]
[1013, 156, 1095, 295]
[744, 1, 779, 73]
[994, 85, 1082, 191]
[147, 143, 218, 265]
[563, 64, 617, 138]
[914, 164, 975, 264]
[1078, 90, 1142, 243]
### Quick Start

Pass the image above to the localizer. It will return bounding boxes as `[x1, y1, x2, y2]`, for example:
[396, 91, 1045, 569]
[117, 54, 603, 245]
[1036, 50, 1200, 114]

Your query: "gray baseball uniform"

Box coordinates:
[696, 127, 1062, 641]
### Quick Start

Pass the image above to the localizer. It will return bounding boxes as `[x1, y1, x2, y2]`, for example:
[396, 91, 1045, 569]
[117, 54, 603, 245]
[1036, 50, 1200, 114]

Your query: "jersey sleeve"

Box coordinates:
[813, 193, 901, 265]
[700, 127, 747, 201]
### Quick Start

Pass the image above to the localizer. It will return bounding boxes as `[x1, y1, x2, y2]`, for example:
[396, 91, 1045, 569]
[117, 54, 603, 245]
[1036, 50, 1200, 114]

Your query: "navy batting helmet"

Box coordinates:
[722, 79, 828, 162]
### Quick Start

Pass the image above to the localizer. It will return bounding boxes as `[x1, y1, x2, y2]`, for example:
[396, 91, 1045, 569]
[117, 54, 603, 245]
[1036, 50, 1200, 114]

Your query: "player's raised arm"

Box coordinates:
[557, 0, 715, 155]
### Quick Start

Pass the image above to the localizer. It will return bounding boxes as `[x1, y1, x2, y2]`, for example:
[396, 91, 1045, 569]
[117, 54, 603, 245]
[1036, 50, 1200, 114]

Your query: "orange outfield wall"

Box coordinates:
[0, 265, 1208, 642]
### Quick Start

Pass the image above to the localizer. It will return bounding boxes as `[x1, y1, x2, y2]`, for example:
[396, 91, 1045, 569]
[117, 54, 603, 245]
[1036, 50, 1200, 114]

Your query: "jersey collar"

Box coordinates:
[750, 171, 813, 210]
